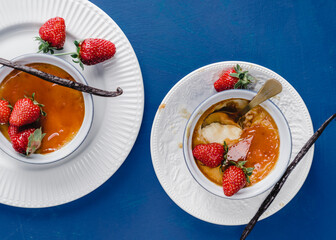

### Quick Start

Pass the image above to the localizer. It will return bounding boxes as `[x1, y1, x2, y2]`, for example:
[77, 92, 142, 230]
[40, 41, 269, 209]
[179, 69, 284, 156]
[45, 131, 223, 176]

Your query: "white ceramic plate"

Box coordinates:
[0, 0, 144, 207]
[150, 61, 314, 225]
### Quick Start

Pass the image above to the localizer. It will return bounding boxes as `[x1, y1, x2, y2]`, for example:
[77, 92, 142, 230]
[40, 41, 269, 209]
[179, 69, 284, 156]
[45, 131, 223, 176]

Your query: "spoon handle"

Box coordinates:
[240, 79, 282, 116]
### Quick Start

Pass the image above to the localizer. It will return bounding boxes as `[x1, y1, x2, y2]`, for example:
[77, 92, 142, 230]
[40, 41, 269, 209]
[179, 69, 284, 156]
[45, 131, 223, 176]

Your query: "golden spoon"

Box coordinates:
[238, 79, 283, 120]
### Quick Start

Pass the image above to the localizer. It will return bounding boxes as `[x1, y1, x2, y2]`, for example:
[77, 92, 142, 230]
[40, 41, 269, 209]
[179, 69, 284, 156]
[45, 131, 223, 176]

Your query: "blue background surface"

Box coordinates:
[0, 0, 335, 239]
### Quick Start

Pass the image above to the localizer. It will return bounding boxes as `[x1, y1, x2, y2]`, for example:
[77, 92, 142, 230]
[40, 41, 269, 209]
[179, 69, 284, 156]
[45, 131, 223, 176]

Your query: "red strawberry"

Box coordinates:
[214, 64, 253, 92]
[9, 94, 45, 127]
[9, 127, 45, 155]
[36, 17, 66, 53]
[11, 129, 35, 154]
[0, 99, 12, 124]
[67, 39, 116, 69]
[222, 161, 254, 196]
[192, 143, 225, 168]
[8, 125, 19, 138]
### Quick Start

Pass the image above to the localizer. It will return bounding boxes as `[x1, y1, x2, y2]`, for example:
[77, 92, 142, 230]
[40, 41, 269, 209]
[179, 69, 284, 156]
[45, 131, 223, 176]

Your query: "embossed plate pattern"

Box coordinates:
[0, 0, 144, 207]
[150, 61, 313, 225]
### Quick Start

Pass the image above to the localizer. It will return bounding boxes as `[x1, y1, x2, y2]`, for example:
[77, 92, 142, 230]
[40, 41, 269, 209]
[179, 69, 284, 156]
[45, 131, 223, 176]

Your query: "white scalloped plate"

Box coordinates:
[150, 61, 313, 225]
[0, 0, 144, 207]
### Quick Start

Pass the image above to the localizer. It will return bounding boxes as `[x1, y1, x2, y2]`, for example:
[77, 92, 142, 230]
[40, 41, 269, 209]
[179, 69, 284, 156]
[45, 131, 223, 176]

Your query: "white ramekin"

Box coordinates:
[183, 89, 292, 199]
[0, 53, 93, 164]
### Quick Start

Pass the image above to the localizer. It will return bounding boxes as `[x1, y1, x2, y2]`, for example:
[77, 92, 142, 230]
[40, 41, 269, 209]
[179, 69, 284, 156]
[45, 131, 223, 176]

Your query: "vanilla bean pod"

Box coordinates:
[241, 113, 336, 240]
[0, 58, 123, 97]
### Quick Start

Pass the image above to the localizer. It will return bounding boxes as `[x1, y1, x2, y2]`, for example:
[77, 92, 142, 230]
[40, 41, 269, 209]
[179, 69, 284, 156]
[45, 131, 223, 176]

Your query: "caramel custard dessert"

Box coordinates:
[192, 98, 280, 187]
[0, 63, 85, 154]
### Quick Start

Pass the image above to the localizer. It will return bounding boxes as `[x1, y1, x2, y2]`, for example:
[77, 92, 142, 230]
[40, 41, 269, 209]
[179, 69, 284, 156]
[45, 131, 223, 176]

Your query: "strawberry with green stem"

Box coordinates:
[8, 126, 45, 155]
[222, 160, 254, 196]
[54, 38, 116, 70]
[36, 17, 66, 54]
[214, 64, 254, 92]
[9, 93, 46, 127]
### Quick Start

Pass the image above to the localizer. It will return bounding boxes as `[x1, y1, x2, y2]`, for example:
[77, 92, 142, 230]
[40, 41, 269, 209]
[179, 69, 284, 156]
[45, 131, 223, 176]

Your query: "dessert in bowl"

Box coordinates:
[183, 90, 291, 199]
[0, 53, 93, 164]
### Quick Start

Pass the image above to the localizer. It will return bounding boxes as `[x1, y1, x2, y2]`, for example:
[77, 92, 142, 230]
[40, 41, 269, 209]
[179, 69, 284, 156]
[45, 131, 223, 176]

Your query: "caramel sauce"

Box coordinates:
[192, 98, 279, 187]
[0, 63, 85, 154]
[241, 123, 279, 186]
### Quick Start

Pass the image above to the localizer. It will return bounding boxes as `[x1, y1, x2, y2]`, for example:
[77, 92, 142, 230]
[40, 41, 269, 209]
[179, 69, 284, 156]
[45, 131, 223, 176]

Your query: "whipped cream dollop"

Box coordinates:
[201, 122, 242, 144]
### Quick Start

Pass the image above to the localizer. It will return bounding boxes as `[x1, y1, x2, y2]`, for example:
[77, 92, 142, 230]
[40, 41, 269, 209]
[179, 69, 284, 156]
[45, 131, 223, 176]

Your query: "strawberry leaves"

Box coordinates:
[229, 64, 255, 89]
[35, 37, 59, 54]
[70, 40, 85, 70]
[26, 127, 46, 155]
[235, 160, 254, 183]
[220, 141, 229, 172]
[214, 64, 254, 92]
[25, 93, 46, 117]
